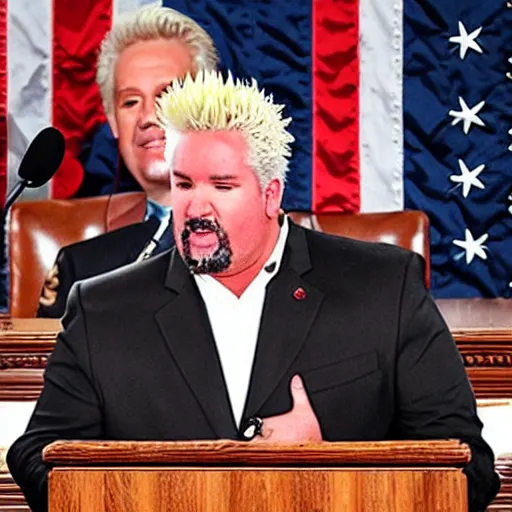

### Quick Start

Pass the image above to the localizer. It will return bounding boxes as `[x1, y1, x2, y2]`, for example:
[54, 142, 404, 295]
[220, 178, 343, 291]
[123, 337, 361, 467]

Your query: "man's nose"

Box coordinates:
[186, 191, 214, 219]
[138, 100, 158, 128]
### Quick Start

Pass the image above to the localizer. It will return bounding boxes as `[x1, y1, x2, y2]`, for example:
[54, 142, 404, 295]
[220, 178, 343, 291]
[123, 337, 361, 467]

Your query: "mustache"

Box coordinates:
[181, 218, 221, 240]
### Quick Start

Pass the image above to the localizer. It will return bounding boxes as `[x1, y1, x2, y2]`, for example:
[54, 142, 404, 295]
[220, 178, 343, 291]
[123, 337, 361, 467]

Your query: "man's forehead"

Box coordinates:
[114, 39, 194, 90]
[171, 131, 246, 163]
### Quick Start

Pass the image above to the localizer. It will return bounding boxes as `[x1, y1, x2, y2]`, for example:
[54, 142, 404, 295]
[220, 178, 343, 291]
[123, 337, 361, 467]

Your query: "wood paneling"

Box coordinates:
[49, 467, 467, 512]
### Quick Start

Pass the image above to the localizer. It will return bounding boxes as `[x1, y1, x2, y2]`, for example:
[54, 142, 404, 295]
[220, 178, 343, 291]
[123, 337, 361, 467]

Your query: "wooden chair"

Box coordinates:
[8, 192, 146, 318]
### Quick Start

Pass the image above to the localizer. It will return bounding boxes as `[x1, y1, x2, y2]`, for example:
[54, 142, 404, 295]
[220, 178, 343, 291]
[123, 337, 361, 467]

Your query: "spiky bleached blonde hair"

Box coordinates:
[97, 5, 219, 116]
[156, 70, 295, 187]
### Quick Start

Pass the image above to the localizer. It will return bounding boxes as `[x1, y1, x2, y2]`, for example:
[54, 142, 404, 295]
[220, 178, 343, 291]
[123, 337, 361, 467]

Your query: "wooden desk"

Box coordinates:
[0, 318, 59, 401]
[44, 440, 470, 512]
[437, 299, 512, 399]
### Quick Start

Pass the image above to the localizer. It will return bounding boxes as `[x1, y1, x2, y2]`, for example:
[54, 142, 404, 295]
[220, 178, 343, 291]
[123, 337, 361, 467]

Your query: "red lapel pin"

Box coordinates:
[293, 287, 307, 300]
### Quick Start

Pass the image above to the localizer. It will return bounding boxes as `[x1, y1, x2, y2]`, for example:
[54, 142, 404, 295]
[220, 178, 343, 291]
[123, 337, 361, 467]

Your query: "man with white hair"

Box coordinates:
[37, 4, 218, 318]
[9, 71, 499, 511]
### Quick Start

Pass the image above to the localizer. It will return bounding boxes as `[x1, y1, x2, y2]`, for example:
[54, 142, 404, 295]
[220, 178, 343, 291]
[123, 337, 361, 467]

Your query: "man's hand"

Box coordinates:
[252, 375, 322, 443]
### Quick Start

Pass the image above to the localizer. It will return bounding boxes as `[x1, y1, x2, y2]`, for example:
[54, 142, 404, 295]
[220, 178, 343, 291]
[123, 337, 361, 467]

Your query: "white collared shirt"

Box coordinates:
[194, 217, 290, 426]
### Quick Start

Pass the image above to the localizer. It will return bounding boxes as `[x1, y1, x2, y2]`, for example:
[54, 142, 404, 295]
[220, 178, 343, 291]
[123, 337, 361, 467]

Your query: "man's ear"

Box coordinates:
[107, 113, 119, 139]
[264, 178, 284, 219]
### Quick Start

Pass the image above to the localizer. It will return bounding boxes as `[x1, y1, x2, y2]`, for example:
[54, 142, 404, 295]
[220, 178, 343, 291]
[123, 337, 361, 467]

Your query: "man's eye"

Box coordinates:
[215, 184, 233, 191]
[122, 99, 138, 108]
[176, 182, 192, 190]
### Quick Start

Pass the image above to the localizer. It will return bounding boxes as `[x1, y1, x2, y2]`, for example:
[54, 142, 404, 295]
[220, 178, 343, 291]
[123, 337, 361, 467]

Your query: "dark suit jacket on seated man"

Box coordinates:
[37, 212, 173, 318]
[37, 4, 219, 318]
[8, 71, 500, 512]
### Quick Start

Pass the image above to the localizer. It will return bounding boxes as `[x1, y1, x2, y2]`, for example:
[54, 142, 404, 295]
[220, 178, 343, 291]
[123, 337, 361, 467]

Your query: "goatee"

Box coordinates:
[181, 218, 232, 274]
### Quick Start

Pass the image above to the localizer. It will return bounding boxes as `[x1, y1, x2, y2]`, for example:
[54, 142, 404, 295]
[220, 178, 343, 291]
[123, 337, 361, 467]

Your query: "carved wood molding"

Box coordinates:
[0, 328, 56, 376]
[462, 354, 512, 367]
[490, 454, 512, 508]
[0, 470, 28, 509]
[0, 331, 54, 399]
[0, 354, 48, 370]
[453, 331, 512, 398]
[0, 368, 44, 401]
[0, 338, 54, 400]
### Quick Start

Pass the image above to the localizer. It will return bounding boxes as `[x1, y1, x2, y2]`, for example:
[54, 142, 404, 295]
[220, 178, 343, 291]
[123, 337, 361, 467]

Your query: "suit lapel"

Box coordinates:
[243, 224, 324, 417]
[155, 250, 238, 439]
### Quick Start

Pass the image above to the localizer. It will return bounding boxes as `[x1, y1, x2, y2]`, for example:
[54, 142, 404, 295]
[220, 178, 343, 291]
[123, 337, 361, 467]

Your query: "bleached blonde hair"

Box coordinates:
[156, 70, 295, 187]
[97, 5, 219, 116]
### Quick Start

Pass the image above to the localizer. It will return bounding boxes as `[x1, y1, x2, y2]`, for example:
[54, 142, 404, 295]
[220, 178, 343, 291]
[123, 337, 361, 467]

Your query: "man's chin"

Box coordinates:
[140, 158, 170, 183]
[189, 249, 217, 263]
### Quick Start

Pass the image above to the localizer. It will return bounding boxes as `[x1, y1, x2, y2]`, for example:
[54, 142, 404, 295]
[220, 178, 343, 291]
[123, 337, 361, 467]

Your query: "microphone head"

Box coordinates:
[18, 127, 66, 188]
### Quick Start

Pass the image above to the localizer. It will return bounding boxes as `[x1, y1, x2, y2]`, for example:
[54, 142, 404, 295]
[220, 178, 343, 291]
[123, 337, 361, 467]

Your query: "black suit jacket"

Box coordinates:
[37, 217, 170, 318]
[9, 223, 500, 511]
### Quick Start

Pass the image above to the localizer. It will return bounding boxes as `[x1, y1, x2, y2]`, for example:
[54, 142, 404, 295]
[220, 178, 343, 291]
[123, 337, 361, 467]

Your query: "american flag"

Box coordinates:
[0, 0, 510, 301]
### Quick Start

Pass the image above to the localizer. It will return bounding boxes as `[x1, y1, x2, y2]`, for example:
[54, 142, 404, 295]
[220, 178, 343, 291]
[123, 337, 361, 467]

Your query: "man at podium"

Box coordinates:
[7, 71, 500, 511]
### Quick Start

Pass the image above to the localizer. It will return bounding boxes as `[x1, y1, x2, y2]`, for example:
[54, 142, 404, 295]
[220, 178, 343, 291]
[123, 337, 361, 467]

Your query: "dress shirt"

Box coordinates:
[145, 198, 171, 222]
[194, 217, 290, 426]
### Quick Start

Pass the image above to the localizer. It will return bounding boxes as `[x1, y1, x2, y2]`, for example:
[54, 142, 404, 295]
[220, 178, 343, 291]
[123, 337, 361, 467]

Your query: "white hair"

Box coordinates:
[97, 5, 219, 116]
[156, 70, 295, 187]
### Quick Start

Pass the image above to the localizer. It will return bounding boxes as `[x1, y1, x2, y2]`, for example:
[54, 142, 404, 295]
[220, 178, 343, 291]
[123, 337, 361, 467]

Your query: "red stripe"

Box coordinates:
[0, 0, 6, 205]
[51, 0, 113, 198]
[312, 0, 360, 213]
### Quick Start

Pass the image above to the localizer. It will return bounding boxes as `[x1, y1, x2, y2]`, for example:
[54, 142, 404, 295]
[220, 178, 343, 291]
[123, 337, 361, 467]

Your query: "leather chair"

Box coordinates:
[8, 191, 146, 318]
[287, 210, 430, 288]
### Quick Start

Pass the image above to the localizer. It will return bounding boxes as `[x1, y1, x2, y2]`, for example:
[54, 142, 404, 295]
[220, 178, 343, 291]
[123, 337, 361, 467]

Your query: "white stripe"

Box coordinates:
[112, 0, 162, 25]
[7, 0, 53, 201]
[359, 0, 404, 212]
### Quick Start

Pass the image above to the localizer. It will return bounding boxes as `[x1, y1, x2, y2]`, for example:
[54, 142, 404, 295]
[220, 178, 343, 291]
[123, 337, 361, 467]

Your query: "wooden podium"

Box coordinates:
[43, 439, 470, 511]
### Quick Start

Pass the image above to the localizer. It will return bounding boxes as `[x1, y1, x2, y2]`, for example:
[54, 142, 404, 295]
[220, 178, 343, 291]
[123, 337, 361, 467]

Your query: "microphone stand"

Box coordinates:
[2, 179, 28, 224]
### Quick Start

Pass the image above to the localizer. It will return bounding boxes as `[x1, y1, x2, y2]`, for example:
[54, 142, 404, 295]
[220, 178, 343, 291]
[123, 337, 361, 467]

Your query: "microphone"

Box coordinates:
[2, 127, 65, 219]
[0, 126, 66, 312]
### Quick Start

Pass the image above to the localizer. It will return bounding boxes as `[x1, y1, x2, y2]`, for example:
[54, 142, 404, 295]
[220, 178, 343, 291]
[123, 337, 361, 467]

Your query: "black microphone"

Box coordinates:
[0, 126, 66, 312]
[2, 127, 65, 219]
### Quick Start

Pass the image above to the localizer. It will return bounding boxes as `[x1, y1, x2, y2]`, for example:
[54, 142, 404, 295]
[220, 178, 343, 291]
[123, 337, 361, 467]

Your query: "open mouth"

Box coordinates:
[189, 230, 218, 248]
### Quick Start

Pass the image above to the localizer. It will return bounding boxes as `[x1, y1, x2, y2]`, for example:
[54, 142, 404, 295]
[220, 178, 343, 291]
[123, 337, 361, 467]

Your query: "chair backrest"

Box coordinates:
[8, 192, 146, 318]
[287, 210, 430, 287]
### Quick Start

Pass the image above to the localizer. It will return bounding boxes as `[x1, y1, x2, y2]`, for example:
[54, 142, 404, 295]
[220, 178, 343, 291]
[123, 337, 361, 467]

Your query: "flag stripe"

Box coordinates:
[313, 0, 360, 213]
[113, 0, 162, 24]
[7, 0, 53, 201]
[359, 0, 404, 212]
[0, 0, 6, 205]
[51, 0, 113, 198]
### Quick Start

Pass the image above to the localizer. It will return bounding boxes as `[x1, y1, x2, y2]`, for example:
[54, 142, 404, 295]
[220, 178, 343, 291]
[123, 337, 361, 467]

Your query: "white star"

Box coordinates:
[453, 229, 489, 264]
[449, 159, 485, 198]
[449, 21, 483, 60]
[449, 97, 486, 134]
